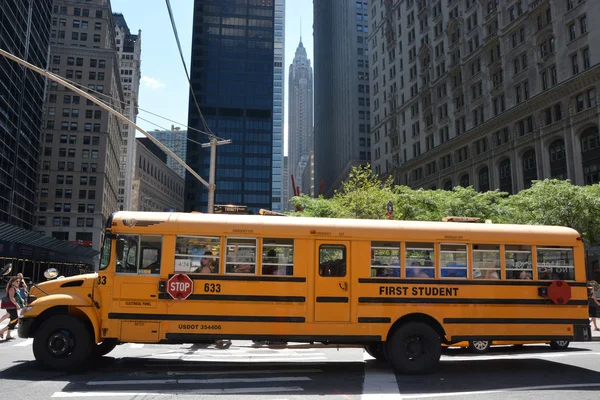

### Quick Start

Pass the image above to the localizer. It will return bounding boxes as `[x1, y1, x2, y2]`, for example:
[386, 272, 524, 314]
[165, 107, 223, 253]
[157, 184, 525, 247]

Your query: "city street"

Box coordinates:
[2, 319, 600, 400]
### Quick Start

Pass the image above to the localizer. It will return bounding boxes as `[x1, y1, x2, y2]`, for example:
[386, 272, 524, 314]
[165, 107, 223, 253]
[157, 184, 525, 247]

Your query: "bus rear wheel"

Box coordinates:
[385, 322, 441, 374]
[364, 343, 387, 362]
[468, 340, 490, 354]
[33, 315, 93, 371]
[550, 340, 570, 350]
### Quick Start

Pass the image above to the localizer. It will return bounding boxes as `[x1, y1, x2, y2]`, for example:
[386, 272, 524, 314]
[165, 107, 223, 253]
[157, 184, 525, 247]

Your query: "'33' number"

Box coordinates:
[97, 276, 107, 285]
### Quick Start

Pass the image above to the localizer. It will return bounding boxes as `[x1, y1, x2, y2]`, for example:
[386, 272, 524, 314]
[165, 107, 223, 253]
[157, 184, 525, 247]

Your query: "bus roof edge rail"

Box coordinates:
[442, 216, 480, 223]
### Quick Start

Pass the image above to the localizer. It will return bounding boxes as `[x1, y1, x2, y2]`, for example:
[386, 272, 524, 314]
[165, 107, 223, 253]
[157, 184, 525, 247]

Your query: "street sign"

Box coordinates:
[166, 273, 194, 300]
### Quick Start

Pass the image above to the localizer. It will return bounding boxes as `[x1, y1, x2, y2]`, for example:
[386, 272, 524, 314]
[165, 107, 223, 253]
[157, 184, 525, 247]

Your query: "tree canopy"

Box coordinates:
[288, 164, 600, 244]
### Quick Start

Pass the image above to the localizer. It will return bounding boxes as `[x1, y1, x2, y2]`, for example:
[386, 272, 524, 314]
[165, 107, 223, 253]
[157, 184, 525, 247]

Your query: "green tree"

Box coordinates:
[498, 179, 600, 244]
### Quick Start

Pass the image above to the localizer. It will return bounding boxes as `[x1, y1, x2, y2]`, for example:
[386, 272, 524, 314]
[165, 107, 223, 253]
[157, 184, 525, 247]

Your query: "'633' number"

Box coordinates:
[204, 283, 221, 293]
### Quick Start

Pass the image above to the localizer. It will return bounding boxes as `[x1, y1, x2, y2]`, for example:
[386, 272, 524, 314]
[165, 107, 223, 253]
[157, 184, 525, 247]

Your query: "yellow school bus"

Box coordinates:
[18, 211, 591, 373]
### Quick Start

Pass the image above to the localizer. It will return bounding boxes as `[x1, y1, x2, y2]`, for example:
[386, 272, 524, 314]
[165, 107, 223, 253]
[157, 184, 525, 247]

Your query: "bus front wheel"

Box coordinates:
[385, 322, 441, 374]
[364, 343, 387, 362]
[33, 315, 93, 371]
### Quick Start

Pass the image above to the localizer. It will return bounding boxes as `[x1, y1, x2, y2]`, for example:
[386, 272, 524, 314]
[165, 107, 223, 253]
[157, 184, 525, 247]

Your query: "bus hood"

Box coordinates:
[29, 273, 97, 299]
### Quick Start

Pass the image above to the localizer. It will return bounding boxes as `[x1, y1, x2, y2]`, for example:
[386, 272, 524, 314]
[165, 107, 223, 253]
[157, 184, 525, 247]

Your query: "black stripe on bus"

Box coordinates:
[157, 294, 306, 302]
[444, 318, 590, 325]
[451, 335, 573, 342]
[358, 317, 391, 323]
[315, 296, 349, 303]
[163, 333, 381, 343]
[174, 274, 306, 283]
[358, 297, 588, 305]
[108, 313, 305, 323]
[358, 278, 588, 287]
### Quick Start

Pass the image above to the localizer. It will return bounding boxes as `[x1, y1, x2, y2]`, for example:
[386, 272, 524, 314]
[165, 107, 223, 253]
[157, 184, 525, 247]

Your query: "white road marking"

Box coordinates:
[441, 351, 600, 362]
[151, 356, 328, 362]
[129, 343, 144, 348]
[402, 383, 600, 398]
[86, 376, 311, 386]
[360, 351, 402, 400]
[14, 338, 33, 346]
[52, 387, 303, 397]
[162, 368, 323, 376]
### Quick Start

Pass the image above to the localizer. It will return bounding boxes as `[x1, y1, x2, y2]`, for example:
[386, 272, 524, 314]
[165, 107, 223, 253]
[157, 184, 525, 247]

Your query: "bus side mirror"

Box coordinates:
[116, 239, 125, 260]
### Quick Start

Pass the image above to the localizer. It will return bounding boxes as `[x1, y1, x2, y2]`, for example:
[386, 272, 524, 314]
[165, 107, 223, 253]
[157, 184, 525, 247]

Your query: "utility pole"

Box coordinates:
[202, 135, 231, 213]
[0, 48, 228, 214]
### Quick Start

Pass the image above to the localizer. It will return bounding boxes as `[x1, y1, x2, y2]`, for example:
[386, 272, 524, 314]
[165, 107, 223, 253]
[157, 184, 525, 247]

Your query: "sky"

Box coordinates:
[110, 0, 314, 155]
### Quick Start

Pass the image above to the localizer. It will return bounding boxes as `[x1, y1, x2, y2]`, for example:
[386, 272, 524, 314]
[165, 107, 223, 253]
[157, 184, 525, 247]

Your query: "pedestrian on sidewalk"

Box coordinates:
[588, 284, 600, 331]
[0, 277, 24, 340]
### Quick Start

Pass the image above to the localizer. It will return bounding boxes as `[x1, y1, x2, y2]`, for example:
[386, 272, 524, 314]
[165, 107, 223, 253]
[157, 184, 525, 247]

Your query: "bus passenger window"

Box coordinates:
[505, 245, 532, 279]
[225, 237, 257, 274]
[319, 245, 346, 277]
[370, 241, 400, 277]
[472, 244, 500, 279]
[262, 238, 294, 275]
[405, 242, 435, 278]
[440, 243, 467, 278]
[139, 236, 162, 275]
[116, 235, 139, 274]
[536, 246, 575, 280]
[175, 236, 220, 273]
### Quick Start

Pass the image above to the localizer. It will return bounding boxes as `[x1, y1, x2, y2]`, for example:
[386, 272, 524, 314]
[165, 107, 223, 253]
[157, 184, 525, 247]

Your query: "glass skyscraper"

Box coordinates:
[0, 0, 53, 229]
[270, 0, 284, 213]
[185, 0, 276, 214]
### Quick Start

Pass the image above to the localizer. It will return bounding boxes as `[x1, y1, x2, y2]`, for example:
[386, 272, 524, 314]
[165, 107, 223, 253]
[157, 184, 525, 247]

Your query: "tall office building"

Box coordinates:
[313, 0, 371, 198]
[370, 0, 600, 192]
[36, 0, 124, 255]
[0, 0, 53, 229]
[149, 126, 188, 179]
[271, 0, 285, 212]
[288, 37, 313, 197]
[113, 12, 141, 211]
[185, 0, 277, 214]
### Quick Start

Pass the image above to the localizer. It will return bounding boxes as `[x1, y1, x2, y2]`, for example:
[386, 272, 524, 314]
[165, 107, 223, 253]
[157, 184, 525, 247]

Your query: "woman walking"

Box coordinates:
[588, 284, 600, 331]
[0, 277, 24, 340]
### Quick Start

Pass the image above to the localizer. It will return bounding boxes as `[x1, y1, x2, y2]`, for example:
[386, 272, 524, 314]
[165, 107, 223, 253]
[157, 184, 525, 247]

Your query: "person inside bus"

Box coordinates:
[519, 270, 532, 280]
[407, 261, 430, 278]
[198, 251, 218, 273]
[262, 249, 279, 275]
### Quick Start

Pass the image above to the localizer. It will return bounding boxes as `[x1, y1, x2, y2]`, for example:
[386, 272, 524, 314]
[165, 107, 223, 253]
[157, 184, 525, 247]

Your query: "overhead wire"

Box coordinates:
[53, 74, 227, 143]
[164, 0, 216, 140]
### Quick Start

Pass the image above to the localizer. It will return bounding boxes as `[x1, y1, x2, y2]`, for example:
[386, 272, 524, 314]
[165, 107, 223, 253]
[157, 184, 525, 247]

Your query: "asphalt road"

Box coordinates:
[2, 320, 600, 400]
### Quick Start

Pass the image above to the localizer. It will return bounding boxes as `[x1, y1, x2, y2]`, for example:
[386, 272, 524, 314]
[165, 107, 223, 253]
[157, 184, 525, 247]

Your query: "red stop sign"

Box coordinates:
[166, 274, 194, 300]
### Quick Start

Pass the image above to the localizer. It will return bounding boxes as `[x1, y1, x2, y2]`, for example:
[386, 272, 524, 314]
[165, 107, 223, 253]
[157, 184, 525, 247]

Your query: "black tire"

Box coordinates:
[364, 343, 388, 362]
[385, 322, 441, 374]
[33, 315, 93, 371]
[550, 340, 570, 350]
[468, 340, 491, 354]
[91, 339, 118, 358]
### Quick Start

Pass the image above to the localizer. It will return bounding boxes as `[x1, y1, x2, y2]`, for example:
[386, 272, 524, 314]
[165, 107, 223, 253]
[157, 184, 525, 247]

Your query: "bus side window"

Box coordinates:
[225, 237, 257, 274]
[536, 246, 575, 280]
[440, 243, 467, 278]
[262, 238, 294, 275]
[505, 245, 532, 279]
[406, 242, 435, 278]
[370, 241, 400, 277]
[472, 244, 500, 279]
[139, 235, 162, 275]
[319, 245, 346, 277]
[116, 235, 139, 274]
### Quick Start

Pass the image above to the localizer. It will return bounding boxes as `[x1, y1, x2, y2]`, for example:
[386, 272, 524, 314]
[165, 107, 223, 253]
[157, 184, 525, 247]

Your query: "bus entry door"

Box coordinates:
[314, 240, 351, 322]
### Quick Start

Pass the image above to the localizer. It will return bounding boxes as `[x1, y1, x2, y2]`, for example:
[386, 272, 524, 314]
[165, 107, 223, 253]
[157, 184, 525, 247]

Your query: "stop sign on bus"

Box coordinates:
[166, 273, 194, 300]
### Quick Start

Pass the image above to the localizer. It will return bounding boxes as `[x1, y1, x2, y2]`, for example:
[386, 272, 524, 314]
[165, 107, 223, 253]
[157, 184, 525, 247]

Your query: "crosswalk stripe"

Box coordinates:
[52, 387, 301, 397]
[87, 376, 311, 386]
[149, 355, 328, 362]
[14, 338, 33, 346]
[130, 343, 144, 348]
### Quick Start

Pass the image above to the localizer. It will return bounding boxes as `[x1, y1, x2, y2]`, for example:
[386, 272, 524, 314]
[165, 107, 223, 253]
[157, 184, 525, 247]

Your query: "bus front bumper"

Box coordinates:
[18, 317, 34, 339]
